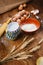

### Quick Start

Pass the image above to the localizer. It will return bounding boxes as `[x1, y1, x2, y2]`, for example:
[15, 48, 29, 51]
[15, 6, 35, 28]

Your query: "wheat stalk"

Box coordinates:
[10, 37, 34, 56]
[0, 37, 34, 62]
[4, 37, 34, 61]
[0, 35, 28, 62]
[13, 39, 42, 57]
[8, 38, 42, 60]
[0, 54, 33, 64]
[29, 45, 40, 53]
[16, 55, 33, 60]
[19, 37, 34, 50]
[7, 37, 34, 57]
[16, 39, 42, 56]
[13, 45, 40, 58]
[38, 39, 43, 45]
[0, 37, 42, 63]
[1, 45, 40, 63]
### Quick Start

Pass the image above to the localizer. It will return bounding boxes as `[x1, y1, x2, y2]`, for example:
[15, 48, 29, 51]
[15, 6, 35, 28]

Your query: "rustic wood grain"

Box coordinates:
[0, 0, 30, 14]
[0, 1, 43, 65]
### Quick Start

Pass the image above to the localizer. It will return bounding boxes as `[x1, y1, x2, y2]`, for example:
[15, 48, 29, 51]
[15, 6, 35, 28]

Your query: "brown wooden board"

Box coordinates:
[0, 0, 30, 14]
[0, 2, 43, 65]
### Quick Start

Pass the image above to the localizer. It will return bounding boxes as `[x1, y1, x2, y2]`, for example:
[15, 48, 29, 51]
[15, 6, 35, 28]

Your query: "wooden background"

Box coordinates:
[0, 0, 43, 65]
[0, 0, 30, 14]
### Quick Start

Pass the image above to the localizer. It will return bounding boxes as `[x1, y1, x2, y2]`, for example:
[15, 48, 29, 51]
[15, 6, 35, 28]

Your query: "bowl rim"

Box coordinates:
[19, 18, 41, 33]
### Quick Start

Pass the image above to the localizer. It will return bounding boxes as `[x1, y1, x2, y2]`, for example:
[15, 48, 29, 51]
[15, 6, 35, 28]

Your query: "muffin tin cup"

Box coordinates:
[6, 22, 21, 40]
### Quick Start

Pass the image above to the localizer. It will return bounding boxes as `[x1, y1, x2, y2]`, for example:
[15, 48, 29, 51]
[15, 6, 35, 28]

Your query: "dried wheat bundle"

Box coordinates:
[6, 37, 34, 60]
[9, 39, 43, 58]
[10, 37, 34, 56]
[0, 37, 43, 63]
[12, 45, 40, 58]
[0, 35, 29, 62]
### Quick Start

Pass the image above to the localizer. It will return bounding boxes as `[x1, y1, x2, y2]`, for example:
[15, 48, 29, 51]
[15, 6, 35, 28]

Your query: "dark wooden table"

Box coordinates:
[0, 1, 43, 65]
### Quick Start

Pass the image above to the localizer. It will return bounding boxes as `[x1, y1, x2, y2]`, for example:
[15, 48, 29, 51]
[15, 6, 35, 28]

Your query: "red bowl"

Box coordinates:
[19, 18, 40, 33]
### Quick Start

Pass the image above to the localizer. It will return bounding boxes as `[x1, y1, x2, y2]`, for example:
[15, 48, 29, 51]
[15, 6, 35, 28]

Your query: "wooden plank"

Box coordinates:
[0, 0, 30, 14]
